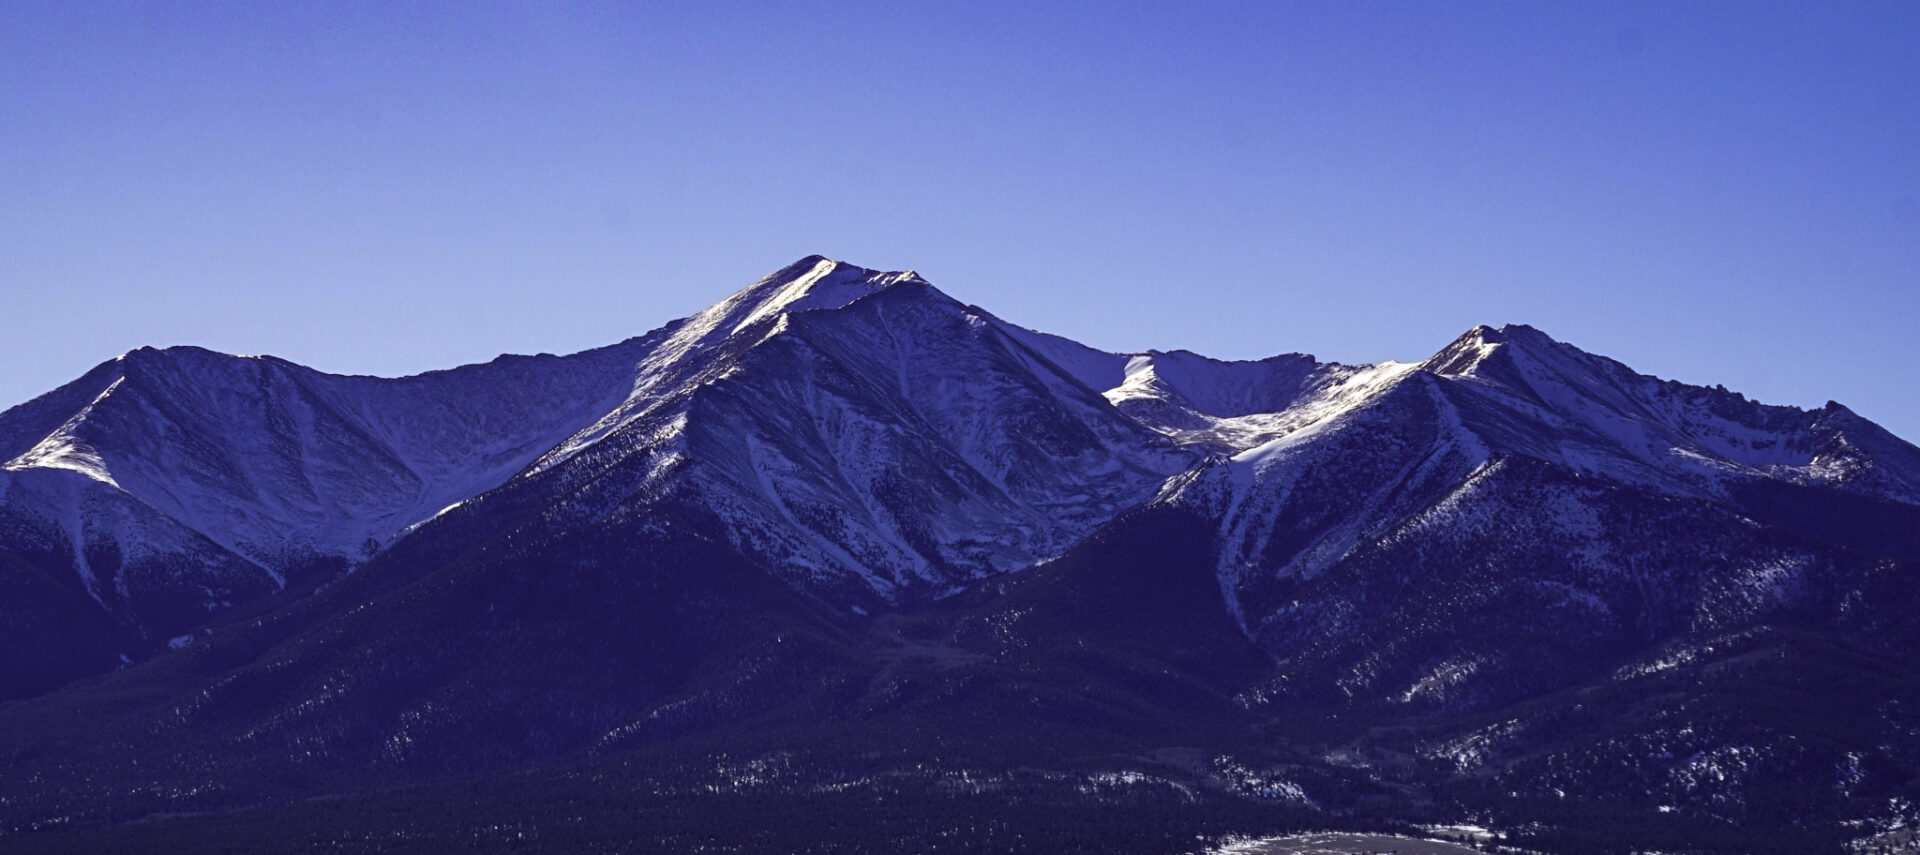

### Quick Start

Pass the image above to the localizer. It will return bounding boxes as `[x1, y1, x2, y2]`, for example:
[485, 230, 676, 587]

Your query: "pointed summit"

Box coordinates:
[1420, 324, 1506, 376]
[1416, 322, 1570, 378]
[688, 256, 937, 342]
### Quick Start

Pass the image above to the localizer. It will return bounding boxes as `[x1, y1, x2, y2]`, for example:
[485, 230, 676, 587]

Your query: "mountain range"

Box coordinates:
[3, 256, 1917, 854]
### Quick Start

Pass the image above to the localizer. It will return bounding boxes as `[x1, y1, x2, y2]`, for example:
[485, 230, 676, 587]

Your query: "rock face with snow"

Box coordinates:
[1, 339, 653, 571]
[1154, 323, 1920, 642]
[429, 256, 1194, 604]
[0, 332, 651, 692]
[2, 256, 1919, 852]
[0, 256, 1195, 691]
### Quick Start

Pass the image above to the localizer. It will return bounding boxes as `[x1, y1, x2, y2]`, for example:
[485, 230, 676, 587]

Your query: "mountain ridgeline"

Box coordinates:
[3, 256, 1918, 854]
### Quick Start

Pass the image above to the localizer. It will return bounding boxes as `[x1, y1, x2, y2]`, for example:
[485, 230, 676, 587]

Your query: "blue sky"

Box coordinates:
[4, 2, 1917, 440]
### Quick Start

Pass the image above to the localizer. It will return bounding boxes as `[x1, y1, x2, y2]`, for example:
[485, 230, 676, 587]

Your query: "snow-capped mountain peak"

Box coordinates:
[1417, 323, 1556, 377]
[1400, 323, 1920, 502]
[7, 257, 1920, 708]
[527, 256, 945, 475]
[0, 331, 659, 641]
[708, 255, 927, 338]
[497, 258, 1195, 602]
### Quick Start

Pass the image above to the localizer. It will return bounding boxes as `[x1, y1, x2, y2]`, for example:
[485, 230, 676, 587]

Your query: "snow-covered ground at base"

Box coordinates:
[1207, 831, 1495, 854]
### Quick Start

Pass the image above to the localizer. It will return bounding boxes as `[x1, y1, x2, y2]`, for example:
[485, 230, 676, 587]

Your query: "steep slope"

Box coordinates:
[0, 339, 655, 575]
[1421, 324, 1920, 503]
[1152, 323, 1920, 636]
[435, 256, 1194, 604]
[0, 333, 659, 696]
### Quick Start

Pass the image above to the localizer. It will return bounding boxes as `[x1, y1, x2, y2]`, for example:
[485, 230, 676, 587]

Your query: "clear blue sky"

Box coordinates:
[4, 2, 1918, 440]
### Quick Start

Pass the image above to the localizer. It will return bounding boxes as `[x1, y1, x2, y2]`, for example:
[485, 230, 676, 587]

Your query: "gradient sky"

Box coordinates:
[4, 2, 1918, 440]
